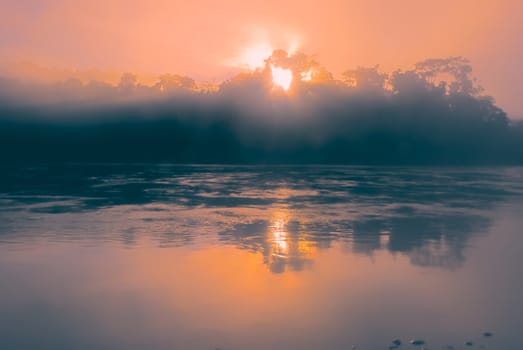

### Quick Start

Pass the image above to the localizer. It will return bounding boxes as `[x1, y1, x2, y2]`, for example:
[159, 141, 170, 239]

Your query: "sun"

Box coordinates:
[270, 64, 293, 91]
[230, 39, 300, 91]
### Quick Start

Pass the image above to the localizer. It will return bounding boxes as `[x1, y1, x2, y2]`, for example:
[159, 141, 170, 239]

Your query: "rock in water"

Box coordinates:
[392, 339, 402, 346]
[465, 341, 473, 346]
[410, 339, 425, 346]
[483, 332, 493, 337]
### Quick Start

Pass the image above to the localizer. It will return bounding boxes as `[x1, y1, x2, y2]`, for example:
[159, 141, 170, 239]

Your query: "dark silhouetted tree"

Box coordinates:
[118, 73, 138, 95]
[154, 74, 196, 93]
[342, 65, 387, 92]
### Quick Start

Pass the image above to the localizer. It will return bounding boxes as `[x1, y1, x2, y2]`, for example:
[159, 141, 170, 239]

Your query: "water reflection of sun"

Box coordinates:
[269, 211, 290, 256]
[265, 207, 316, 273]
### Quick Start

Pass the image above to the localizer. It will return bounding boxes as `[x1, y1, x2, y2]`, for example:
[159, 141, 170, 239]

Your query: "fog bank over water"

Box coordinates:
[1, 54, 522, 164]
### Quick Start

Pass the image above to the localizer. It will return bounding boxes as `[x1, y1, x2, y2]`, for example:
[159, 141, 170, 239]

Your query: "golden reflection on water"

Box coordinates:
[0, 233, 498, 350]
[264, 207, 317, 274]
[0, 198, 516, 350]
[269, 210, 290, 257]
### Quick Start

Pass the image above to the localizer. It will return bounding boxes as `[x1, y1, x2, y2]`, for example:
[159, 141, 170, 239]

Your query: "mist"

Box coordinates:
[1, 53, 522, 164]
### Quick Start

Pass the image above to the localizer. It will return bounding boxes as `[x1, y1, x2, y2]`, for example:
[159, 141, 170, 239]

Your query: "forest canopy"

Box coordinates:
[0, 52, 522, 164]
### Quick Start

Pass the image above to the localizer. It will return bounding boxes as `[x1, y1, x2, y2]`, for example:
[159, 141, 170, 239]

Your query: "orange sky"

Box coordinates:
[1, 0, 522, 116]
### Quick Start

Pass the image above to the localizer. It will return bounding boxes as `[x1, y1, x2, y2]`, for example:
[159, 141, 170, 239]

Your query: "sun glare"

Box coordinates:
[232, 37, 303, 92]
[238, 43, 273, 71]
[271, 64, 293, 91]
[300, 69, 313, 81]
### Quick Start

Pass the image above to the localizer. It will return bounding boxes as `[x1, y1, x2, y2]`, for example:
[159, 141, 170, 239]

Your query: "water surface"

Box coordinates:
[1, 165, 522, 349]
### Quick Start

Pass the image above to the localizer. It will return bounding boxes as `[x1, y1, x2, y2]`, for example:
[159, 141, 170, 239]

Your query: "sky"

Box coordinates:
[1, 0, 522, 117]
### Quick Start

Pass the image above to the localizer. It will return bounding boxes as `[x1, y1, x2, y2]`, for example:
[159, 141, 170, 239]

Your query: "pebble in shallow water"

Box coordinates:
[483, 332, 493, 337]
[410, 340, 425, 346]
[392, 339, 402, 346]
[464, 341, 473, 346]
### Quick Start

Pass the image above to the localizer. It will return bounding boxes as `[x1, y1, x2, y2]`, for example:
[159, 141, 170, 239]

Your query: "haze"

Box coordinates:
[1, 0, 522, 117]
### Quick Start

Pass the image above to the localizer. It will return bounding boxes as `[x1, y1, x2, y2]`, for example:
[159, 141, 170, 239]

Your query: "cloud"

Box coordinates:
[0, 53, 522, 164]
